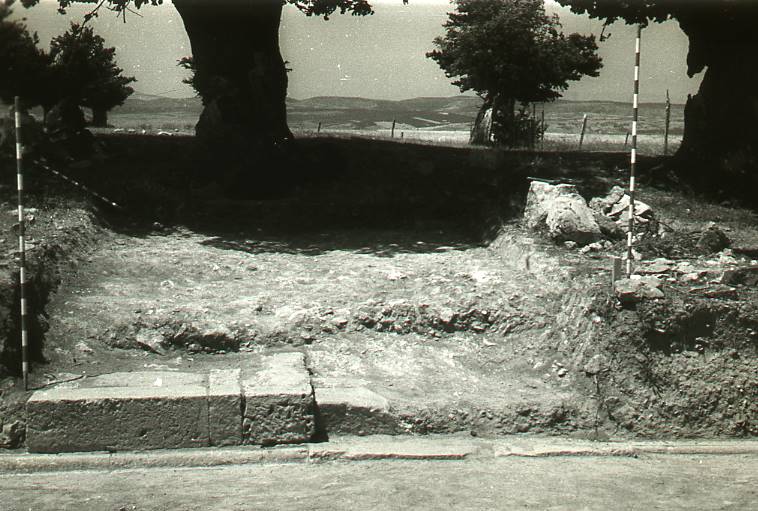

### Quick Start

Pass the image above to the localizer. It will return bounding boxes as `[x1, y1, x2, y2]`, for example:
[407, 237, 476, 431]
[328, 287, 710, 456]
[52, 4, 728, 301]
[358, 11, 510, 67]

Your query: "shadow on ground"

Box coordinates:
[199, 229, 480, 258]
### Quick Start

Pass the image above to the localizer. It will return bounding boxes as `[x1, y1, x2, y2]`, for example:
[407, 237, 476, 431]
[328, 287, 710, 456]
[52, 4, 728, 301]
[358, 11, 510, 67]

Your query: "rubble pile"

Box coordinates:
[589, 185, 658, 237]
[524, 182, 659, 247]
[523, 181, 758, 305]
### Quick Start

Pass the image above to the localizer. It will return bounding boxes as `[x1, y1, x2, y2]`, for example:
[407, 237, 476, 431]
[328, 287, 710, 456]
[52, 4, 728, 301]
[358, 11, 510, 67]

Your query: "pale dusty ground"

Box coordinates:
[40, 223, 596, 427]
[1, 453, 755, 510]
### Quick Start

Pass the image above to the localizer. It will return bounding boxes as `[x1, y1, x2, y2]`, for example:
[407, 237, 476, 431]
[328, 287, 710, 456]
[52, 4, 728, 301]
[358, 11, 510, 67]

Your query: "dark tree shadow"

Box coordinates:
[199, 227, 481, 257]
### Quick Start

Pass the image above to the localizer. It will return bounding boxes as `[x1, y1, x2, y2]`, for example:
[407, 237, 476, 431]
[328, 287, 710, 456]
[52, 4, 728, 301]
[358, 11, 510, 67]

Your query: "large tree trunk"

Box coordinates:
[173, 0, 294, 192]
[492, 96, 516, 147]
[470, 96, 494, 145]
[675, 9, 758, 202]
[91, 108, 108, 127]
[471, 95, 518, 147]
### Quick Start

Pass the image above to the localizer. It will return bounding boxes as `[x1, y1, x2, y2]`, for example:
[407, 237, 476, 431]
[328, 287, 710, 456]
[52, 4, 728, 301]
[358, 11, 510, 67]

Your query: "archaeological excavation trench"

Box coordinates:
[0, 135, 755, 450]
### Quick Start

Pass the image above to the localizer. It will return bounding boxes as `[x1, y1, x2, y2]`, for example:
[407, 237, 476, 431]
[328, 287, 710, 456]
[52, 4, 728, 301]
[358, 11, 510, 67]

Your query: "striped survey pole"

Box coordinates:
[626, 25, 642, 277]
[14, 97, 29, 390]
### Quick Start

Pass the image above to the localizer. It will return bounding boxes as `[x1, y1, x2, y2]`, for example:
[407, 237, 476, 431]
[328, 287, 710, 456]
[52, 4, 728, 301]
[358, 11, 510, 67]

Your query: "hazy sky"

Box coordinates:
[11, 0, 701, 103]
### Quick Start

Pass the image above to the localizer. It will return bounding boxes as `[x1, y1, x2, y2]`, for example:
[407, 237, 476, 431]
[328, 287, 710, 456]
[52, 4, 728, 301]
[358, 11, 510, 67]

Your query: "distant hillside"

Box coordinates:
[113, 93, 203, 115]
[107, 93, 684, 135]
[288, 95, 481, 114]
[286, 95, 683, 135]
[287, 95, 481, 130]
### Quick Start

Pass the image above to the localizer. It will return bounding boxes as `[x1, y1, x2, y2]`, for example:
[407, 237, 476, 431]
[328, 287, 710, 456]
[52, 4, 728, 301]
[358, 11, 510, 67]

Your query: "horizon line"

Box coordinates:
[130, 91, 687, 107]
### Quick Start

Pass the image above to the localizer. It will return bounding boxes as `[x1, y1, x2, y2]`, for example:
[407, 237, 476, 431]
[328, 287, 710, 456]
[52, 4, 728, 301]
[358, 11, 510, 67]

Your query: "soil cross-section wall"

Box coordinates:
[549, 281, 758, 438]
[0, 174, 103, 449]
[0, 204, 102, 379]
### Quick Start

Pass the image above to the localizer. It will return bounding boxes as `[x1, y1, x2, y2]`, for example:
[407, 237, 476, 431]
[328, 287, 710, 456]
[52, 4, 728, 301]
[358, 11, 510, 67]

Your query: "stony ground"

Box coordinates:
[41, 220, 593, 435]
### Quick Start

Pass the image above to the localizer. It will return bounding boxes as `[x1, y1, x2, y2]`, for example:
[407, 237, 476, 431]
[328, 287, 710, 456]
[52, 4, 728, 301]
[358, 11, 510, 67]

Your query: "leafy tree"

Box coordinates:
[49, 22, 135, 126]
[1, 2, 134, 127]
[0, 2, 54, 110]
[18, 0, 392, 161]
[557, 0, 758, 201]
[427, 0, 601, 147]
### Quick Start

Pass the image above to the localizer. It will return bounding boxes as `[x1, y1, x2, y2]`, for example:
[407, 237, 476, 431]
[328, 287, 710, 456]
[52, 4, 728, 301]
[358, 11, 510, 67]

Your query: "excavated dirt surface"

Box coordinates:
[1, 135, 757, 447]
[42, 223, 594, 436]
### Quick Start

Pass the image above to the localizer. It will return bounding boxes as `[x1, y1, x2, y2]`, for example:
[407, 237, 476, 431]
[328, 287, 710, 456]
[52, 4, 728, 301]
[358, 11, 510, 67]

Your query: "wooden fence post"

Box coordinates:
[663, 89, 671, 156]
[579, 114, 588, 150]
[541, 106, 545, 151]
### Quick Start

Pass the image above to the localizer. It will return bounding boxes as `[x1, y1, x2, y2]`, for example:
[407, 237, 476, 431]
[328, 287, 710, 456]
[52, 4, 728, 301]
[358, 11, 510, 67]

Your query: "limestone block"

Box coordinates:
[26, 384, 209, 453]
[208, 369, 242, 447]
[315, 386, 399, 436]
[241, 352, 315, 446]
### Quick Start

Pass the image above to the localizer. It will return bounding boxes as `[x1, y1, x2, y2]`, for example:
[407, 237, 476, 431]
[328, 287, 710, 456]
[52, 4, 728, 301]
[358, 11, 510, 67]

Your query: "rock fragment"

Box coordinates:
[608, 194, 653, 222]
[639, 258, 673, 274]
[0, 420, 24, 448]
[720, 266, 758, 287]
[590, 186, 655, 233]
[583, 355, 607, 376]
[523, 181, 601, 245]
[614, 276, 664, 304]
[589, 186, 625, 213]
[697, 223, 731, 254]
[688, 285, 738, 299]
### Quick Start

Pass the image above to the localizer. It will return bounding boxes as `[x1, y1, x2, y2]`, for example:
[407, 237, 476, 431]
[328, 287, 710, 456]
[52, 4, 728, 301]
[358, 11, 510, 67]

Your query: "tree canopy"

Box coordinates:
[427, 0, 601, 145]
[0, 3, 53, 108]
[555, 1, 758, 203]
[1, 3, 134, 126]
[49, 23, 135, 125]
[555, 1, 758, 77]
[16, 0, 377, 20]
[429, 0, 601, 103]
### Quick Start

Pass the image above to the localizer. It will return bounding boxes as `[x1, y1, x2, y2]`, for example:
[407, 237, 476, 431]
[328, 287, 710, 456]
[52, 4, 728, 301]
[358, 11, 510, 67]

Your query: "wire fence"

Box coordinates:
[287, 98, 685, 155]
[3, 98, 683, 156]
[290, 126, 682, 155]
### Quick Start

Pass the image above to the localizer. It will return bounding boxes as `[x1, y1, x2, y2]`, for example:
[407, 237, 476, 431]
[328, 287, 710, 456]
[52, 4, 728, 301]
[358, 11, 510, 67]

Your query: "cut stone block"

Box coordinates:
[315, 386, 399, 435]
[26, 376, 209, 453]
[82, 371, 206, 388]
[208, 369, 242, 447]
[241, 352, 315, 446]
